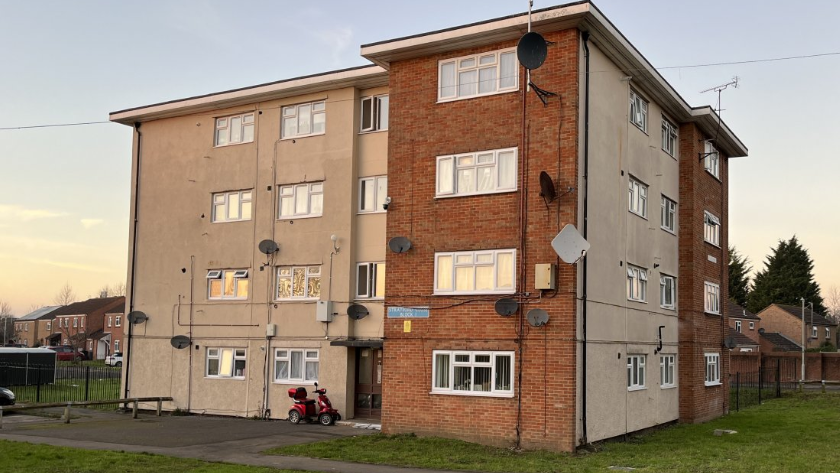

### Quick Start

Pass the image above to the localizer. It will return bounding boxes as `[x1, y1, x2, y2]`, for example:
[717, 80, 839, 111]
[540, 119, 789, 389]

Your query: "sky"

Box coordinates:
[1, 0, 839, 315]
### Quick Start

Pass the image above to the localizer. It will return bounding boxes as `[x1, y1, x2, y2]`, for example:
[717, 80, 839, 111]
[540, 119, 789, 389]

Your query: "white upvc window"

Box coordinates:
[438, 49, 518, 102]
[812, 326, 818, 338]
[627, 354, 646, 390]
[660, 354, 676, 388]
[46, 322, 51, 331]
[705, 353, 721, 386]
[356, 262, 385, 299]
[279, 182, 323, 219]
[434, 249, 515, 295]
[704, 141, 720, 178]
[359, 176, 388, 213]
[629, 90, 648, 132]
[282, 101, 325, 139]
[24, 323, 29, 332]
[115, 316, 121, 327]
[212, 190, 253, 223]
[627, 265, 648, 302]
[73, 318, 78, 328]
[661, 117, 678, 157]
[704, 282, 720, 315]
[114, 340, 120, 352]
[436, 148, 517, 198]
[749, 322, 755, 330]
[81, 318, 84, 328]
[274, 348, 319, 383]
[827, 327, 831, 339]
[628, 177, 648, 218]
[206, 348, 247, 379]
[735, 320, 742, 333]
[276, 266, 321, 300]
[704, 211, 720, 246]
[660, 274, 675, 310]
[432, 350, 514, 397]
[661, 195, 676, 233]
[215, 112, 255, 147]
[107, 317, 112, 328]
[207, 269, 250, 300]
[360, 95, 389, 132]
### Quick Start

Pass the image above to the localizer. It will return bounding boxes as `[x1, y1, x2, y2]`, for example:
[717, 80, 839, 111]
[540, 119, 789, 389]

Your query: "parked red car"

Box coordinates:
[47, 345, 85, 361]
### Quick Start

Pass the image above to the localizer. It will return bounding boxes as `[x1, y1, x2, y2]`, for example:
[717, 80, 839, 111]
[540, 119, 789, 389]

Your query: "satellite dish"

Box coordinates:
[539, 171, 557, 205]
[758, 328, 766, 335]
[347, 304, 369, 320]
[388, 236, 412, 254]
[494, 298, 519, 317]
[258, 239, 279, 255]
[517, 32, 548, 70]
[724, 336, 738, 349]
[551, 224, 591, 264]
[526, 309, 550, 327]
[170, 335, 191, 349]
[127, 311, 148, 325]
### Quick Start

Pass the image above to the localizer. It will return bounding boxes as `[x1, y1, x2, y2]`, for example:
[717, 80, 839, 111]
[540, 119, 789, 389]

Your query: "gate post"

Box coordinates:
[84, 366, 91, 401]
[36, 368, 41, 403]
[736, 372, 740, 412]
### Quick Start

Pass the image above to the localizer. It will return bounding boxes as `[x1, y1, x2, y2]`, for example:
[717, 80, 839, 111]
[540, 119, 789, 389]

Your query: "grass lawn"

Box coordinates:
[0, 440, 301, 473]
[268, 392, 840, 473]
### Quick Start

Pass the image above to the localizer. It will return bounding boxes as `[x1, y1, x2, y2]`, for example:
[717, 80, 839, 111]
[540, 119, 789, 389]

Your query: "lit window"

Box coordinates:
[630, 90, 648, 132]
[360, 95, 389, 132]
[704, 282, 720, 314]
[276, 266, 321, 300]
[432, 350, 514, 397]
[437, 148, 517, 198]
[356, 262, 385, 299]
[704, 211, 720, 246]
[434, 249, 515, 295]
[206, 348, 247, 379]
[627, 265, 648, 302]
[212, 190, 253, 223]
[282, 101, 325, 139]
[705, 353, 721, 386]
[207, 269, 249, 300]
[627, 354, 646, 390]
[274, 348, 319, 383]
[278, 182, 323, 219]
[704, 141, 720, 178]
[660, 354, 676, 388]
[359, 176, 387, 213]
[660, 274, 675, 309]
[629, 177, 648, 218]
[215, 112, 255, 147]
[661, 195, 676, 233]
[438, 49, 518, 101]
[735, 320, 742, 332]
[661, 117, 678, 157]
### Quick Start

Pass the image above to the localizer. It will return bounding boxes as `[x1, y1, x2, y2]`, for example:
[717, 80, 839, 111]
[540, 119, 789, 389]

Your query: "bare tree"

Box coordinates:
[28, 303, 44, 313]
[0, 301, 13, 345]
[825, 285, 840, 322]
[53, 282, 76, 306]
[97, 282, 126, 298]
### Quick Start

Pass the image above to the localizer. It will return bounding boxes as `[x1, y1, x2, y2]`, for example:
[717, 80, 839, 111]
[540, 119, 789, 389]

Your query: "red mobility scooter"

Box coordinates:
[287, 382, 341, 425]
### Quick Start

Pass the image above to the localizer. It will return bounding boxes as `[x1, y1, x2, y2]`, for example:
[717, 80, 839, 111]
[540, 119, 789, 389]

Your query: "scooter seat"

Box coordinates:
[294, 399, 316, 405]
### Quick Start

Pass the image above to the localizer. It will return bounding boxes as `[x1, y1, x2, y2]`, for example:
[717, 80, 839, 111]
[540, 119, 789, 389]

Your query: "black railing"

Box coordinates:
[0, 363, 121, 404]
[730, 358, 799, 411]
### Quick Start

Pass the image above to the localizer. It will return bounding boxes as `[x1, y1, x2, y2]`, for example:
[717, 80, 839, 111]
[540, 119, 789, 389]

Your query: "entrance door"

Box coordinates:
[354, 348, 382, 418]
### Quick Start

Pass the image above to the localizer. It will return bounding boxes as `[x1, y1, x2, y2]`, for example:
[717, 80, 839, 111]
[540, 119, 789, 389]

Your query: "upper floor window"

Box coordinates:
[282, 101, 325, 139]
[356, 262, 385, 299]
[73, 318, 78, 328]
[812, 326, 818, 338]
[660, 274, 675, 310]
[279, 182, 323, 219]
[704, 141, 720, 178]
[24, 323, 29, 332]
[827, 327, 831, 339]
[629, 90, 648, 132]
[114, 340, 120, 352]
[206, 347, 246, 379]
[115, 316, 121, 327]
[749, 322, 754, 330]
[661, 195, 676, 233]
[704, 282, 720, 315]
[107, 317, 112, 328]
[46, 321, 51, 331]
[627, 265, 648, 302]
[213, 190, 253, 223]
[276, 266, 321, 300]
[661, 118, 678, 157]
[628, 177, 648, 218]
[705, 353, 721, 386]
[432, 350, 514, 397]
[207, 269, 249, 300]
[704, 211, 720, 246]
[438, 49, 518, 102]
[360, 95, 389, 132]
[627, 354, 646, 390]
[215, 113, 255, 147]
[359, 176, 388, 213]
[437, 148, 517, 198]
[435, 249, 515, 295]
[735, 320, 742, 332]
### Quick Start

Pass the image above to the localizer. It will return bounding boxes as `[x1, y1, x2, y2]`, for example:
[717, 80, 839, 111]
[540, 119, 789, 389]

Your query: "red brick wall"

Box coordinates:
[731, 352, 840, 382]
[758, 305, 835, 350]
[383, 29, 580, 451]
[677, 123, 729, 423]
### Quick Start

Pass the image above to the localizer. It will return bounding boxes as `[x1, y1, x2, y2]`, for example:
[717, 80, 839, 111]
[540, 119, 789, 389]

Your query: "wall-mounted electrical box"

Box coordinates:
[266, 323, 277, 337]
[535, 263, 556, 290]
[316, 301, 334, 322]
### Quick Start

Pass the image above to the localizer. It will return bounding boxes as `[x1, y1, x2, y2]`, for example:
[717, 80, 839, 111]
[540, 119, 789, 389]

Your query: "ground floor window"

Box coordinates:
[627, 354, 646, 390]
[431, 350, 514, 397]
[274, 348, 319, 383]
[705, 353, 720, 386]
[660, 354, 676, 388]
[206, 348, 246, 379]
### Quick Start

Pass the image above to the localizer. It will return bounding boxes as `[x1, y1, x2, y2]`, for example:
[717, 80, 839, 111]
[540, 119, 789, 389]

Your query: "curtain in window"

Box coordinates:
[440, 63, 456, 98]
[500, 52, 517, 89]
[495, 355, 511, 391]
[305, 360, 319, 381]
[496, 252, 513, 289]
[436, 256, 452, 290]
[434, 353, 450, 388]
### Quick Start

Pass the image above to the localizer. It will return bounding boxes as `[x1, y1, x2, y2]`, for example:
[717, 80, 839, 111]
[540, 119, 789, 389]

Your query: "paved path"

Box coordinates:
[0, 409, 467, 473]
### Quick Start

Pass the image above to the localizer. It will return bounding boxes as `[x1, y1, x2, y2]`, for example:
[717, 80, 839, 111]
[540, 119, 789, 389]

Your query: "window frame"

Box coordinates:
[661, 116, 678, 157]
[358, 176, 388, 214]
[704, 211, 721, 246]
[115, 316, 121, 327]
[107, 317, 112, 328]
[629, 89, 648, 132]
[660, 354, 676, 388]
[812, 326, 818, 338]
[704, 282, 720, 315]
[704, 141, 720, 179]
[205, 347, 247, 380]
[214, 112, 255, 147]
[281, 101, 326, 139]
[437, 48, 519, 102]
[207, 269, 250, 301]
[273, 348, 320, 383]
[212, 189, 253, 223]
[660, 195, 676, 234]
[749, 321, 755, 330]
[735, 320, 742, 333]
[278, 182, 323, 220]
[705, 353, 721, 386]
[627, 265, 648, 303]
[114, 340, 120, 352]
[276, 266, 322, 301]
[433, 249, 516, 295]
[628, 177, 648, 218]
[431, 350, 515, 397]
[356, 262, 385, 300]
[659, 274, 675, 310]
[436, 147, 518, 198]
[627, 354, 646, 391]
[360, 94, 389, 133]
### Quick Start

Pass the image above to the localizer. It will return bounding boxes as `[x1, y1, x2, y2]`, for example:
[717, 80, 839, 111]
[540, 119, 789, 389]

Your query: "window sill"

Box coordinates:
[704, 381, 722, 387]
[355, 297, 384, 302]
[660, 305, 676, 311]
[358, 129, 388, 135]
[358, 210, 386, 215]
[437, 87, 519, 104]
[281, 132, 325, 141]
[208, 298, 249, 302]
[660, 385, 677, 390]
[278, 214, 322, 221]
[627, 298, 648, 304]
[274, 380, 318, 385]
[435, 189, 517, 200]
[630, 121, 648, 135]
[629, 210, 648, 220]
[434, 289, 516, 296]
[661, 227, 676, 236]
[214, 141, 254, 148]
[627, 386, 647, 392]
[205, 377, 246, 380]
[662, 149, 678, 160]
[430, 390, 514, 398]
[275, 299, 319, 303]
[212, 219, 252, 224]
[705, 311, 721, 316]
[705, 169, 722, 182]
[704, 240, 721, 249]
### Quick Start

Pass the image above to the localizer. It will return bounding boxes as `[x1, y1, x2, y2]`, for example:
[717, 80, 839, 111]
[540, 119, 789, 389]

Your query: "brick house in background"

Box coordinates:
[50, 296, 125, 358]
[759, 331, 801, 353]
[728, 300, 760, 344]
[758, 304, 837, 350]
[14, 306, 62, 347]
[102, 305, 126, 355]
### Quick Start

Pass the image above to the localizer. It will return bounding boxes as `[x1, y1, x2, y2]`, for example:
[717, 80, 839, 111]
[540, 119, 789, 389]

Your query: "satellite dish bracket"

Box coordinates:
[529, 81, 558, 107]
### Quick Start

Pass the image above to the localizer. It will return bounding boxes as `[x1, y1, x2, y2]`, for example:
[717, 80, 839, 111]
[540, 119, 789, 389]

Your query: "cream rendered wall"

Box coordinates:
[581, 43, 679, 442]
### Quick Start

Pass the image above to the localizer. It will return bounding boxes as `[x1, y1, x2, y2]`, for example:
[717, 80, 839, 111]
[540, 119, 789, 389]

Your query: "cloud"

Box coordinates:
[316, 26, 354, 67]
[81, 218, 104, 229]
[0, 204, 69, 222]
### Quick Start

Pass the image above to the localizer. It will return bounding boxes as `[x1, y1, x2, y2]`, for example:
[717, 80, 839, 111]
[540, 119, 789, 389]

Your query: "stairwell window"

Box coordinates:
[660, 354, 676, 388]
[356, 262, 385, 299]
[207, 269, 249, 300]
[212, 190, 253, 223]
[282, 101, 325, 139]
[627, 354, 646, 390]
[206, 348, 247, 379]
[704, 141, 720, 178]
[661, 195, 676, 233]
[279, 182, 323, 219]
[360, 95, 389, 132]
[627, 265, 648, 302]
[276, 266, 321, 300]
[432, 350, 514, 397]
[215, 112, 255, 147]
[628, 177, 648, 218]
[437, 148, 517, 198]
[434, 249, 515, 295]
[705, 353, 721, 386]
[735, 320, 742, 332]
[661, 117, 678, 157]
[660, 274, 675, 310]
[704, 211, 720, 246]
[704, 282, 720, 315]
[359, 176, 387, 213]
[115, 316, 121, 327]
[274, 348, 319, 383]
[438, 49, 518, 102]
[630, 90, 648, 132]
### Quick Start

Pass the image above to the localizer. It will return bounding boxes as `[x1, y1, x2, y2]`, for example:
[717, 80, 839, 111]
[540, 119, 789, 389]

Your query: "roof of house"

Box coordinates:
[728, 300, 759, 320]
[51, 297, 125, 317]
[728, 328, 758, 347]
[87, 329, 107, 341]
[774, 304, 837, 326]
[17, 305, 63, 321]
[760, 331, 802, 352]
[105, 302, 126, 314]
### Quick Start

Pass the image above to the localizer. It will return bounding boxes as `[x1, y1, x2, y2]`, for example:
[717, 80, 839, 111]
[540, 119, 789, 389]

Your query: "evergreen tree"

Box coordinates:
[746, 236, 826, 314]
[728, 245, 751, 306]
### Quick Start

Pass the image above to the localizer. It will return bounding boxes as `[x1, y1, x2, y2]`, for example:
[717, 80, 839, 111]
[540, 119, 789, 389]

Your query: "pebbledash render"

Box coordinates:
[109, 1, 747, 452]
[362, 1, 745, 450]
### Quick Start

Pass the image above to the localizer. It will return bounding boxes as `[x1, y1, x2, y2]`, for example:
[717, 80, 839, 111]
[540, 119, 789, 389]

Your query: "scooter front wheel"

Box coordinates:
[288, 410, 302, 424]
[318, 413, 333, 426]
